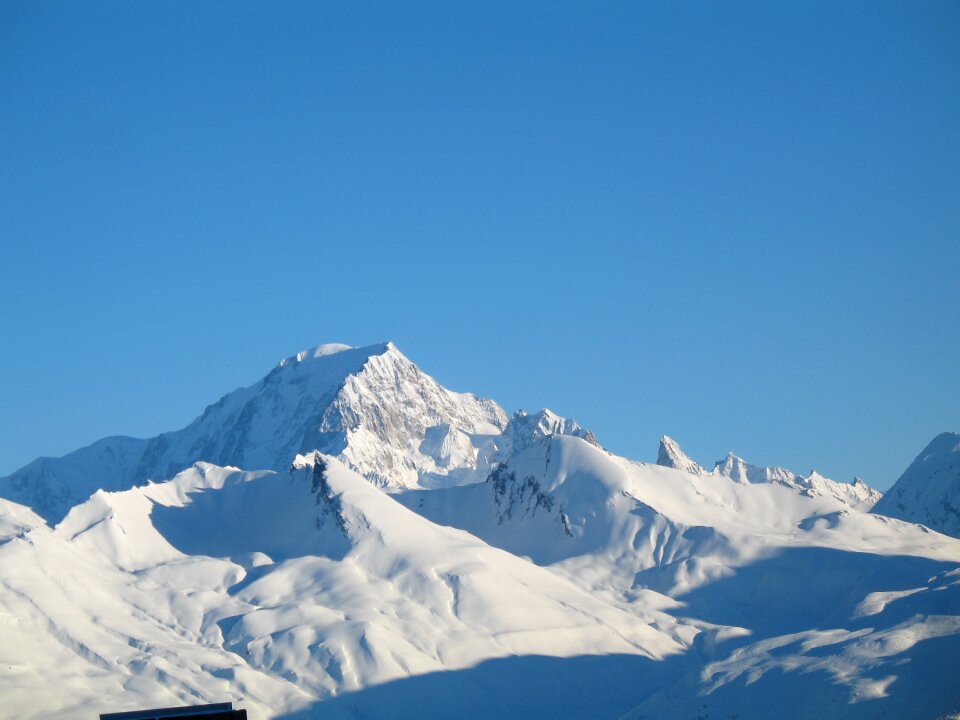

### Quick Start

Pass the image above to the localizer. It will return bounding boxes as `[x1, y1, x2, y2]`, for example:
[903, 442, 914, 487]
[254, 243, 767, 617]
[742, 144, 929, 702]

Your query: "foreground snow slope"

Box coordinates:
[0, 343, 507, 522]
[874, 431, 960, 538]
[622, 564, 960, 720]
[0, 457, 687, 720]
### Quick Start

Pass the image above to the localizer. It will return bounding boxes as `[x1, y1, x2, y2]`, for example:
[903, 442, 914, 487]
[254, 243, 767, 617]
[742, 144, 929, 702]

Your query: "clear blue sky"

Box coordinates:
[2, 1, 958, 489]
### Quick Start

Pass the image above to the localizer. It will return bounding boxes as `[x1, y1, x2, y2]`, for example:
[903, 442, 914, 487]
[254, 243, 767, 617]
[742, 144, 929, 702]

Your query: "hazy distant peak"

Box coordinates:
[873, 431, 960, 536]
[654, 437, 880, 511]
[921, 431, 960, 458]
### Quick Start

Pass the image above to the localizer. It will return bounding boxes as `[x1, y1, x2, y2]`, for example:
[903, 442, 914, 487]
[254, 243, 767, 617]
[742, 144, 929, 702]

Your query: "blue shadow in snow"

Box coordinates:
[274, 652, 697, 720]
[664, 546, 955, 638]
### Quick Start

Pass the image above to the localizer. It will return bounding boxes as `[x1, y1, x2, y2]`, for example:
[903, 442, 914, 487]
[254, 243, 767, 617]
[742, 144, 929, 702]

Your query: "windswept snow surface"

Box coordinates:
[1, 343, 959, 719]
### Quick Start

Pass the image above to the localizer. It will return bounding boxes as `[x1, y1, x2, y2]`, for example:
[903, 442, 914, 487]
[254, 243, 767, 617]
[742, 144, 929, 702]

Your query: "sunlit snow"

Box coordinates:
[1, 343, 958, 719]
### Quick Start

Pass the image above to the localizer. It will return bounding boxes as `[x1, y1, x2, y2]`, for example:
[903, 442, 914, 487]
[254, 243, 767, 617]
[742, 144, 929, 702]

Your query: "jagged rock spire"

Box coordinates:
[657, 436, 706, 476]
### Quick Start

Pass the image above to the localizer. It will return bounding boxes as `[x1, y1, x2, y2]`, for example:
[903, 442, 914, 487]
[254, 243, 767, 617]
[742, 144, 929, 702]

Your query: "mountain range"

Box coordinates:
[0, 341, 957, 720]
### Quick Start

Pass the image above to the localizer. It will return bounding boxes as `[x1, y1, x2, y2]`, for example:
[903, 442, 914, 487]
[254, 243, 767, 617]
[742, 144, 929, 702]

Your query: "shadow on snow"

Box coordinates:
[274, 652, 695, 720]
[275, 548, 960, 719]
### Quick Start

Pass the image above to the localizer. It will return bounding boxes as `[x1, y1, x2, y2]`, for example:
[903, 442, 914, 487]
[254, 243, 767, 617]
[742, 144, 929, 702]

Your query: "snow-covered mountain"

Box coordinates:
[399, 430, 960, 718]
[656, 434, 707, 475]
[0, 343, 506, 522]
[0, 456, 688, 720]
[656, 435, 883, 511]
[404, 430, 951, 597]
[873, 431, 960, 537]
[0, 342, 958, 720]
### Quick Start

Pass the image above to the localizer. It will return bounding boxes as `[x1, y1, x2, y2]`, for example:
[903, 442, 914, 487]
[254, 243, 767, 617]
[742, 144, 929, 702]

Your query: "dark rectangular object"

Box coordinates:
[100, 703, 246, 720]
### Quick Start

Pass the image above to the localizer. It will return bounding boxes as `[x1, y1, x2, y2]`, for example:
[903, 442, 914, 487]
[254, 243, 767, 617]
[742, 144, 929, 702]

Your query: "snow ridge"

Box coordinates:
[655, 437, 882, 511]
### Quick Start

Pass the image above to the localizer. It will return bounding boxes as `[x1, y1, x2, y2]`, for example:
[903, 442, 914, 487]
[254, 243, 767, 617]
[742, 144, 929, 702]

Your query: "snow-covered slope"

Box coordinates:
[873, 431, 960, 538]
[656, 436, 882, 511]
[0, 498, 44, 543]
[405, 433, 955, 597]
[4, 439, 957, 720]
[622, 563, 960, 720]
[0, 457, 687, 720]
[0, 343, 507, 522]
[1, 342, 958, 719]
[401, 432, 960, 718]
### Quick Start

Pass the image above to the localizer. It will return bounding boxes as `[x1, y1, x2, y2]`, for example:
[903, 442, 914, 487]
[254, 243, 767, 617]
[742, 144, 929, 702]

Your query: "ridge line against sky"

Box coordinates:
[1, 1, 958, 489]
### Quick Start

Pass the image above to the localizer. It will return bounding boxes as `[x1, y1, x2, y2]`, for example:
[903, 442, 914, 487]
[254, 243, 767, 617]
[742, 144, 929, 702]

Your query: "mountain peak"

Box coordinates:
[499, 409, 598, 458]
[873, 431, 960, 537]
[277, 341, 396, 368]
[656, 436, 706, 476]
[921, 431, 960, 459]
[0, 340, 505, 520]
[714, 452, 754, 482]
[652, 440, 881, 511]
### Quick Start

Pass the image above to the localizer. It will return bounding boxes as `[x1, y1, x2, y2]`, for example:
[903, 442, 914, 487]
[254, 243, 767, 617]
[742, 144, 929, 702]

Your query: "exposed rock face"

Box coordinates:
[657, 436, 706, 476]
[306, 452, 348, 536]
[488, 465, 555, 522]
[496, 408, 598, 461]
[873, 432, 960, 537]
[319, 344, 507, 488]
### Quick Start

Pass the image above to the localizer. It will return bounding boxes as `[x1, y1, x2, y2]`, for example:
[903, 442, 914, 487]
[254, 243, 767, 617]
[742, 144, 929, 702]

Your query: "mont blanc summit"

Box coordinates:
[0, 342, 507, 522]
[0, 342, 958, 720]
